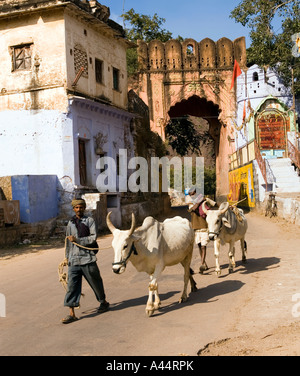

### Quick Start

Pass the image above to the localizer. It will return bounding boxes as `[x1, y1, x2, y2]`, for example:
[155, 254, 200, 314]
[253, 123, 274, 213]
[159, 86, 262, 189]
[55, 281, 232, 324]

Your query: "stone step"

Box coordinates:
[267, 158, 300, 193]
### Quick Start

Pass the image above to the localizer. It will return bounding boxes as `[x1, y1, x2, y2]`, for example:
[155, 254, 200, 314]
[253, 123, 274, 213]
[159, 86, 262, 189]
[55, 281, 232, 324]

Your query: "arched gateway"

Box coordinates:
[133, 36, 247, 200]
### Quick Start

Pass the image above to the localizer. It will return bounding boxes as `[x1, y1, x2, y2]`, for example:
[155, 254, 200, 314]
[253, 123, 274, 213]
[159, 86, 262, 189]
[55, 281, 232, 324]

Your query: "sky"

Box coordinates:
[108, 0, 252, 47]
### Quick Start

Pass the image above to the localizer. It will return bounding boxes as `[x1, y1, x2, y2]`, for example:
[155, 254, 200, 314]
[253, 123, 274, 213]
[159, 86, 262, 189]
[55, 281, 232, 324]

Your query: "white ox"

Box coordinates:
[202, 202, 248, 276]
[106, 212, 197, 317]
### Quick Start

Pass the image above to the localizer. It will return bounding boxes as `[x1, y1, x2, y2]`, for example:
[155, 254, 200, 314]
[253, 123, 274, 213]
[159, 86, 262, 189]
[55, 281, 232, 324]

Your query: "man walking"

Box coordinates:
[187, 188, 216, 274]
[62, 198, 109, 324]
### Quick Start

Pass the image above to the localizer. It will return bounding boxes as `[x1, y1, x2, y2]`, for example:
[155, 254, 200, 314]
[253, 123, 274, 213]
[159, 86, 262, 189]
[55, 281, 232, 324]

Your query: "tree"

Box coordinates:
[122, 8, 173, 43]
[165, 117, 202, 157]
[122, 9, 174, 76]
[230, 0, 300, 96]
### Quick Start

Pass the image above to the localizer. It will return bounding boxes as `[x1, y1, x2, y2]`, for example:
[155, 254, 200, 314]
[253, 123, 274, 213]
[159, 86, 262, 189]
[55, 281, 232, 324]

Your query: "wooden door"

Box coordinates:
[257, 110, 287, 150]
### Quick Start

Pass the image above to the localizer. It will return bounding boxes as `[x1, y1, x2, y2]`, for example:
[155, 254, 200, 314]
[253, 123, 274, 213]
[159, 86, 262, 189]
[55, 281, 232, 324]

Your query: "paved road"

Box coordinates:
[1, 208, 300, 356]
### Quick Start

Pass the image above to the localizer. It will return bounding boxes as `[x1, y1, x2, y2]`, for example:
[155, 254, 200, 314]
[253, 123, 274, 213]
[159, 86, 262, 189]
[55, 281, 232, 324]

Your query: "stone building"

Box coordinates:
[0, 0, 137, 229]
[133, 36, 247, 201]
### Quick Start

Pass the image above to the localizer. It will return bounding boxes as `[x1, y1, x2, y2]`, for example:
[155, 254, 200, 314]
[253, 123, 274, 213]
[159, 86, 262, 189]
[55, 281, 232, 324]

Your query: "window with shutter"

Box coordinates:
[12, 44, 32, 71]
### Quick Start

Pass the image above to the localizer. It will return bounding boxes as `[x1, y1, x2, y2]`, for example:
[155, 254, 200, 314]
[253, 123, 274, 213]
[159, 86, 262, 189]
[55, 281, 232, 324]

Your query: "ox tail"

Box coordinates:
[244, 240, 247, 251]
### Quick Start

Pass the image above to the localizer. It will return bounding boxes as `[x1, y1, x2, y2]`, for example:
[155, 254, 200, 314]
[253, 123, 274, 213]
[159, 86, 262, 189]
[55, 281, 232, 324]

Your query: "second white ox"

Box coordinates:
[202, 202, 248, 275]
[106, 212, 197, 316]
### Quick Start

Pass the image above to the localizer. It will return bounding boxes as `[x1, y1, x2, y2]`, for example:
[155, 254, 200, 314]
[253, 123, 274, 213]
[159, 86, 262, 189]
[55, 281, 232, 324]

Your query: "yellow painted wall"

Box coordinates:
[228, 162, 256, 208]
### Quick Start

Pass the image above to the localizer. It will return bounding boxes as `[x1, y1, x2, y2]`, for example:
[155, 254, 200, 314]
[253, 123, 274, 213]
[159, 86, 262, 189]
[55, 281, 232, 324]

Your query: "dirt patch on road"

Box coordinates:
[198, 211, 300, 356]
[198, 321, 300, 356]
[0, 239, 65, 260]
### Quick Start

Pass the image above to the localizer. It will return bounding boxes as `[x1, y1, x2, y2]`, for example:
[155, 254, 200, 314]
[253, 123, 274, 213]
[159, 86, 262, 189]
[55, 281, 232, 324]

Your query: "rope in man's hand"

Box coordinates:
[58, 238, 112, 292]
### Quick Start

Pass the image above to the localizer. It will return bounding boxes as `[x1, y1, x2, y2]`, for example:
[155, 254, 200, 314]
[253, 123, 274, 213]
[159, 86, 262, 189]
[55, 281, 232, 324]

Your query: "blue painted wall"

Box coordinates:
[11, 175, 58, 223]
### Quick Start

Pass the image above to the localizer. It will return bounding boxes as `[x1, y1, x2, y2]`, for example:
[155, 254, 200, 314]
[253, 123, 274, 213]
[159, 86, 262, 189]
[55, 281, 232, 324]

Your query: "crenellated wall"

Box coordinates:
[138, 37, 246, 72]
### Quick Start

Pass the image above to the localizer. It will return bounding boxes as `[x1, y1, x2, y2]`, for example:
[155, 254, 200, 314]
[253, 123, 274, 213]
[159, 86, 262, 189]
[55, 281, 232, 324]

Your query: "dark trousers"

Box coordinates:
[64, 262, 106, 308]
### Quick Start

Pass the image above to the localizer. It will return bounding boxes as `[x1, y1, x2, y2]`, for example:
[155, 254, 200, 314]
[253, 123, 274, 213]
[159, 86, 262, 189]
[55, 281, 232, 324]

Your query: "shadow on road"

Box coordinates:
[154, 280, 245, 317]
[80, 279, 245, 319]
[80, 291, 180, 320]
[203, 256, 281, 278]
[238, 257, 281, 275]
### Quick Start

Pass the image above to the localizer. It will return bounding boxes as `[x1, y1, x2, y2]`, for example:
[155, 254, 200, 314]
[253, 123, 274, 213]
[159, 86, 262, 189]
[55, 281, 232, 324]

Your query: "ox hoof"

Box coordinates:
[146, 308, 155, 317]
[179, 296, 188, 304]
[228, 268, 234, 274]
[216, 270, 221, 277]
[242, 257, 247, 264]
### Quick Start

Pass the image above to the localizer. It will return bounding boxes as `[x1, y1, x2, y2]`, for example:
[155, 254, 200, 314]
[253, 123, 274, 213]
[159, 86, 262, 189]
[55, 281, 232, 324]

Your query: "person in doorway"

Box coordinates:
[187, 187, 216, 274]
[61, 198, 109, 324]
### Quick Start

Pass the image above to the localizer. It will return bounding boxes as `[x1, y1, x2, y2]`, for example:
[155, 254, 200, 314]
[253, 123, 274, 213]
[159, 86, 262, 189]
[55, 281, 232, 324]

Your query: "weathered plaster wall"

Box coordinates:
[0, 109, 66, 177]
[11, 175, 58, 223]
[68, 97, 134, 187]
[0, 8, 68, 112]
[0, 1, 135, 223]
[57, 97, 135, 223]
[64, 9, 129, 110]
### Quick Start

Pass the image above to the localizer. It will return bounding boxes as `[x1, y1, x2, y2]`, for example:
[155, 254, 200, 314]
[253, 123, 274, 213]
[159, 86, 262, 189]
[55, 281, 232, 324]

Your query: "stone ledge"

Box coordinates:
[257, 192, 300, 226]
[0, 218, 56, 247]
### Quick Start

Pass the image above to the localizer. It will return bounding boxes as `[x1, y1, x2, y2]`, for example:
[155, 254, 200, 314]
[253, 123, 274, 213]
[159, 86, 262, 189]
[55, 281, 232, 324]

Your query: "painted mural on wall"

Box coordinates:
[228, 162, 256, 208]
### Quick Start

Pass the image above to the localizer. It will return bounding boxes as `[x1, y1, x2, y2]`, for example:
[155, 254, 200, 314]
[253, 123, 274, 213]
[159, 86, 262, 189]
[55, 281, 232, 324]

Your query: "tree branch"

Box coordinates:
[271, 0, 295, 14]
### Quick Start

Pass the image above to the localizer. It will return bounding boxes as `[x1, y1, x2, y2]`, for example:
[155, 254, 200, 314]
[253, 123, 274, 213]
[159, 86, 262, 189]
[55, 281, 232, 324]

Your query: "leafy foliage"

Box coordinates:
[165, 117, 202, 157]
[122, 8, 173, 43]
[122, 9, 174, 76]
[204, 167, 216, 196]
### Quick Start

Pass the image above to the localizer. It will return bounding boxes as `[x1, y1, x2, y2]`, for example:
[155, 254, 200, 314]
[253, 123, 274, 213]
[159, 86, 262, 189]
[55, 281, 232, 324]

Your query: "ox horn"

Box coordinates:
[106, 211, 117, 234]
[219, 202, 230, 214]
[128, 213, 136, 237]
[201, 201, 209, 215]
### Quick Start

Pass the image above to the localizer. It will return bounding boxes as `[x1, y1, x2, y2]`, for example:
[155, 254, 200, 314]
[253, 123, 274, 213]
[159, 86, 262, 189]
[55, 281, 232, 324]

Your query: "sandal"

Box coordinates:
[61, 315, 78, 324]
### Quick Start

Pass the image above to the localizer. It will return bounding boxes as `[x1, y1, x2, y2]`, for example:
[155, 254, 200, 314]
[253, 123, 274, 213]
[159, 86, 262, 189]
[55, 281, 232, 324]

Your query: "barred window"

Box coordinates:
[113, 67, 120, 91]
[95, 58, 103, 84]
[74, 45, 88, 78]
[12, 44, 32, 71]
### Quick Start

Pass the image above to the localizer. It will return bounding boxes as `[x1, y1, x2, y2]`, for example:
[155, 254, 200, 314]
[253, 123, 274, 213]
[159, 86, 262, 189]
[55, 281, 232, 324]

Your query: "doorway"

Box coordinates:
[78, 139, 87, 186]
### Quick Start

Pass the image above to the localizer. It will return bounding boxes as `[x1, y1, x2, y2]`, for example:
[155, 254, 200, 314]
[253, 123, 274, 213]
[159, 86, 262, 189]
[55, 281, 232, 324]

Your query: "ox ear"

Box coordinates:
[222, 217, 231, 228]
[131, 234, 141, 242]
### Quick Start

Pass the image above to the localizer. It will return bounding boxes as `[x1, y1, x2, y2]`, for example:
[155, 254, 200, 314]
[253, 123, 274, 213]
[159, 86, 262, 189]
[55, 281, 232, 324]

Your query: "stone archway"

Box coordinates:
[167, 95, 223, 197]
[168, 95, 221, 142]
[133, 36, 247, 200]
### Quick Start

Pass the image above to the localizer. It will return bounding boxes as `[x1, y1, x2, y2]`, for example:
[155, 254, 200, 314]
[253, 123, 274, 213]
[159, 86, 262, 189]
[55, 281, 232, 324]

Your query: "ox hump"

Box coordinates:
[163, 216, 190, 226]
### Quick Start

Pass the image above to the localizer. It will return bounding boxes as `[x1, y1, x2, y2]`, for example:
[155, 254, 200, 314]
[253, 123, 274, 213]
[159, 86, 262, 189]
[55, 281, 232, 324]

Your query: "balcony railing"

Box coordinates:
[254, 140, 268, 186]
[287, 140, 300, 170]
[229, 140, 271, 187]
